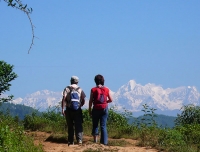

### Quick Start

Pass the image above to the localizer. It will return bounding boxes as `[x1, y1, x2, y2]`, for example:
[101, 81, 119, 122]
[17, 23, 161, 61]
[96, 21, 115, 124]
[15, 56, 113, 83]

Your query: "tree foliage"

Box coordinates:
[0, 60, 17, 102]
[175, 104, 200, 126]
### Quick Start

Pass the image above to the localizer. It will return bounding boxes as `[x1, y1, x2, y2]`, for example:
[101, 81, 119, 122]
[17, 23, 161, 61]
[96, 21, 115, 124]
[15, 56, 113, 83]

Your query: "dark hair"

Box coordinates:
[70, 80, 78, 85]
[94, 74, 104, 85]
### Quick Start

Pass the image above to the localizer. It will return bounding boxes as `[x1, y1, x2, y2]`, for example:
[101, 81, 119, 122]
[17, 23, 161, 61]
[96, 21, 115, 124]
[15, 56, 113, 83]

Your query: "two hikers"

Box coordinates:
[61, 74, 113, 146]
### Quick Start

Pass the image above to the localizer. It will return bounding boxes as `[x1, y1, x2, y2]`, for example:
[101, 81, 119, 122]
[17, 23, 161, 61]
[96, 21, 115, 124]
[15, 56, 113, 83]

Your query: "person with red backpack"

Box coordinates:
[88, 74, 113, 145]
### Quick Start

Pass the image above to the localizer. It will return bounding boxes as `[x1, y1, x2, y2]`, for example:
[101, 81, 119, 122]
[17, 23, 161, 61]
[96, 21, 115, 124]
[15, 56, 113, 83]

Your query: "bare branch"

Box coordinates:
[3, 0, 35, 53]
[26, 11, 35, 54]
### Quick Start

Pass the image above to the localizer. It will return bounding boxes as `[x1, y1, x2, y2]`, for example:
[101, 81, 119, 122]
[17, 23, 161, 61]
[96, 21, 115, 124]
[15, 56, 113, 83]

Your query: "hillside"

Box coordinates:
[129, 114, 176, 128]
[0, 103, 176, 127]
[0, 102, 41, 120]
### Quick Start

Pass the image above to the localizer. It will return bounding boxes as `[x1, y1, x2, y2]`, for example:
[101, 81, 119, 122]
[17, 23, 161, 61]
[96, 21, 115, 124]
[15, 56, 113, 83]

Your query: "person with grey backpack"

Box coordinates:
[61, 76, 86, 146]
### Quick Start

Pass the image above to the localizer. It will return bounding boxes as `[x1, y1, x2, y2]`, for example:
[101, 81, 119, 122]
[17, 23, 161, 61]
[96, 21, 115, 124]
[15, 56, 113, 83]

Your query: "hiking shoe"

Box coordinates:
[93, 135, 98, 143]
[78, 140, 82, 145]
[68, 142, 74, 146]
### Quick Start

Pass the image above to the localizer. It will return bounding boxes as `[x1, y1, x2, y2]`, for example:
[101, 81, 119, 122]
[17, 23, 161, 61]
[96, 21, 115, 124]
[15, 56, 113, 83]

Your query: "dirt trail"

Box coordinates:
[30, 131, 158, 152]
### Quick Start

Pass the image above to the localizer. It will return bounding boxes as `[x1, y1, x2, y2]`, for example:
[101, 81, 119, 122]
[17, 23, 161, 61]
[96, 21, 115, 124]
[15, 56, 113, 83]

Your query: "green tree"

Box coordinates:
[175, 104, 200, 126]
[0, 60, 17, 102]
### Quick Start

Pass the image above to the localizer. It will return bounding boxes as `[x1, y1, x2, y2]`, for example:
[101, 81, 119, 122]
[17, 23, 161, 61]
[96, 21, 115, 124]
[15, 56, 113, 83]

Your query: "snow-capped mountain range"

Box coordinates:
[12, 80, 200, 116]
[12, 90, 62, 111]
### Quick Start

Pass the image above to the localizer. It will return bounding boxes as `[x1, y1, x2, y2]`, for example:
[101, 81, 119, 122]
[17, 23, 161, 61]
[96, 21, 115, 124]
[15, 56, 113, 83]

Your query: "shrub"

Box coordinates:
[175, 104, 200, 126]
[0, 113, 43, 152]
[82, 109, 92, 135]
[176, 124, 200, 145]
[23, 107, 66, 133]
[138, 125, 161, 148]
[158, 128, 186, 151]
[108, 107, 129, 127]
[0, 125, 43, 152]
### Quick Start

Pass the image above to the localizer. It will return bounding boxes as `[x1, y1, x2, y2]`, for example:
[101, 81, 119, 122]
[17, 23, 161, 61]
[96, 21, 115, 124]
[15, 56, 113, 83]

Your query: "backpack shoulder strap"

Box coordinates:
[75, 87, 80, 91]
[67, 86, 80, 91]
[67, 86, 71, 90]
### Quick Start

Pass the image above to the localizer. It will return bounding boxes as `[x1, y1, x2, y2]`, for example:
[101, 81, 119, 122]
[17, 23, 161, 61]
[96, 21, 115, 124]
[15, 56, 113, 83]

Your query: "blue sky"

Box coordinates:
[1, 0, 200, 98]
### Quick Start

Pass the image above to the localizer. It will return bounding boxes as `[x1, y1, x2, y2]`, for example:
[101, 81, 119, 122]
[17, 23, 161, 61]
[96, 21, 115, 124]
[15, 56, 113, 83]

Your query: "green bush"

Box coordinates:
[23, 113, 49, 131]
[23, 107, 66, 133]
[138, 125, 161, 148]
[158, 128, 186, 151]
[0, 125, 43, 152]
[176, 124, 200, 145]
[175, 104, 200, 125]
[82, 109, 92, 135]
[0, 113, 43, 152]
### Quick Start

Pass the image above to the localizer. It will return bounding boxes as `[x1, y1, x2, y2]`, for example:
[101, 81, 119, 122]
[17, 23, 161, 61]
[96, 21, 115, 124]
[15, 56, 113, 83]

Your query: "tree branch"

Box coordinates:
[3, 0, 35, 54]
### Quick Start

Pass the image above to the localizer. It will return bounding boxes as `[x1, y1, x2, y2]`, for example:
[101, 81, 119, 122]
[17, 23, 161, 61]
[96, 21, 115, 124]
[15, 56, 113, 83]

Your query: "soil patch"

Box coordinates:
[28, 131, 158, 152]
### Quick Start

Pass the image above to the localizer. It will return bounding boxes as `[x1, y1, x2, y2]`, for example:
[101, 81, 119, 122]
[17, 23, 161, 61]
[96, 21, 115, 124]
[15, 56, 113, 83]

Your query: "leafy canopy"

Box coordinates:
[0, 60, 17, 102]
[175, 104, 200, 125]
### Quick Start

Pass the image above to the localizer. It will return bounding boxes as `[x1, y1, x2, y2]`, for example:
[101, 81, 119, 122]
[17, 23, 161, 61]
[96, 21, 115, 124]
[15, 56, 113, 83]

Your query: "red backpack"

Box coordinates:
[96, 87, 107, 103]
[92, 87, 108, 109]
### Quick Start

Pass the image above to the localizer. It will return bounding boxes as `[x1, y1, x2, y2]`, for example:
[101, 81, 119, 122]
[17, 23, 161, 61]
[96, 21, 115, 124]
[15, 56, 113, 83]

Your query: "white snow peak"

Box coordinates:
[12, 81, 200, 116]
